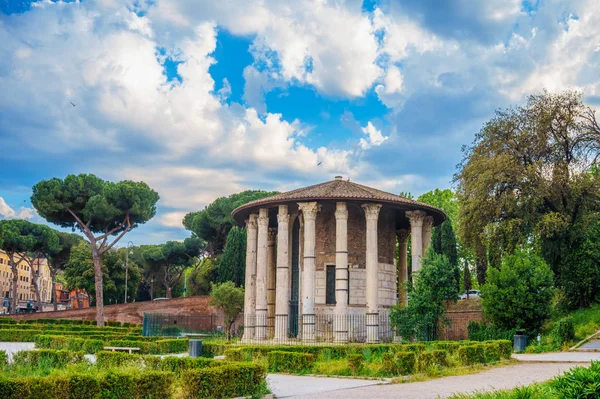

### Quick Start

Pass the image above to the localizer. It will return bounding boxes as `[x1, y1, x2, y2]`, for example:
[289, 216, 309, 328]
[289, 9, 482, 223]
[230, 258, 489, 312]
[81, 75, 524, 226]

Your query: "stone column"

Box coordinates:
[334, 202, 349, 343]
[274, 205, 290, 341]
[242, 214, 258, 342]
[396, 229, 409, 307]
[406, 210, 426, 273]
[298, 202, 319, 342]
[267, 227, 277, 337]
[362, 203, 382, 344]
[422, 216, 434, 255]
[254, 208, 269, 341]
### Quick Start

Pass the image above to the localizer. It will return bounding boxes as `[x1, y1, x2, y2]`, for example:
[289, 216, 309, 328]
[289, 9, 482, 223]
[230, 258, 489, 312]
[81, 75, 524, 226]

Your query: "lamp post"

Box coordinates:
[124, 241, 134, 304]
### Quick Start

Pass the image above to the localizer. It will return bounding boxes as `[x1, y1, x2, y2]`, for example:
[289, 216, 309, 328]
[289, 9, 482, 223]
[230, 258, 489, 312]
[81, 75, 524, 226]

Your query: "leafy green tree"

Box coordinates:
[48, 233, 83, 311]
[0, 220, 39, 314]
[390, 250, 459, 340]
[217, 226, 247, 285]
[31, 174, 159, 325]
[189, 258, 218, 296]
[481, 249, 554, 333]
[64, 241, 141, 306]
[209, 281, 244, 341]
[418, 189, 459, 228]
[143, 237, 201, 298]
[183, 190, 277, 256]
[455, 91, 600, 287]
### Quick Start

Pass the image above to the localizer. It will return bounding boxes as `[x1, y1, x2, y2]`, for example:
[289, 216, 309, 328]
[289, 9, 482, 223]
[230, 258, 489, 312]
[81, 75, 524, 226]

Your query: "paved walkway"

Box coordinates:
[513, 352, 600, 362]
[0, 342, 35, 362]
[579, 339, 600, 350]
[271, 363, 584, 399]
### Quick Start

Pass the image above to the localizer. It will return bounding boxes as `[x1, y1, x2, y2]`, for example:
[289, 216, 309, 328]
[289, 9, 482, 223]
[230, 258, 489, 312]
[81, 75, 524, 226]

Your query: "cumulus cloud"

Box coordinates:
[359, 122, 388, 150]
[0, 197, 36, 220]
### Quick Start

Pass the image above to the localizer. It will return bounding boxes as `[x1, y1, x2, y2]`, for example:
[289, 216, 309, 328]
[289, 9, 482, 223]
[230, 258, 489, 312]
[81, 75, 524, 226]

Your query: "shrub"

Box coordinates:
[494, 340, 512, 359]
[457, 344, 486, 366]
[12, 349, 85, 368]
[402, 343, 426, 353]
[154, 339, 188, 354]
[158, 356, 217, 374]
[418, 350, 447, 371]
[347, 354, 363, 373]
[550, 361, 600, 399]
[395, 352, 416, 375]
[468, 321, 516, 341]
[96, 351, 145, 368]
[223, 348, 243, 361]
[267, 351, 315, 373]
[483, 343, 501, 363]
[0, 350, 7, 369]
[552, 317, 575, 346]
[434, 341, 460, 354]
[181, 363, 267, 399]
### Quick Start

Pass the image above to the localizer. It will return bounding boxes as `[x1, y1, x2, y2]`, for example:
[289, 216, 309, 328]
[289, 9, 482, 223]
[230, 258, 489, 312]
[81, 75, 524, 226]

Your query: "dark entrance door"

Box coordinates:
[289, 217, 300, 337]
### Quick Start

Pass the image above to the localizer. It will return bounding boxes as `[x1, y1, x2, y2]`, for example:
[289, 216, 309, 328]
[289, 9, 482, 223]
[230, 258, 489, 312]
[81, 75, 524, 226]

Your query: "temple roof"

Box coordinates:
[232, 177, 446, 225]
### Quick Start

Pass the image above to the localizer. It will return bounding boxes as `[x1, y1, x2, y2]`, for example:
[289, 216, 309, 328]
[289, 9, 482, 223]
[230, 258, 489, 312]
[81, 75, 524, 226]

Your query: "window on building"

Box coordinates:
[326, 265, 336, 305]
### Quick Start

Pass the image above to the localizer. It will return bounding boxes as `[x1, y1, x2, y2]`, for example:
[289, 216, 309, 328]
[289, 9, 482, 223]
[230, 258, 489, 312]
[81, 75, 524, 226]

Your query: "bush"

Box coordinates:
[468, 321, 516, 341]
[267, 351, 315, 373]
[223, 348, 244, 361]
[12, 349, 85, 368]
[550, 360, 600, 399]
[181, 363, 267, 399]
[418, 350, 447, 371]
[551, 317, 575, 346]
[154, 339, 188, 354]
[0, 350, 7, 369]
[382, 351, 416, 375]
[483, 343, 501, 363]
[347, 354, 363, 373]
[494, 340, 512, 359]
[434, 341, 460, 354]
[457, 344, 486, 366]
[481, 250, 554, 334]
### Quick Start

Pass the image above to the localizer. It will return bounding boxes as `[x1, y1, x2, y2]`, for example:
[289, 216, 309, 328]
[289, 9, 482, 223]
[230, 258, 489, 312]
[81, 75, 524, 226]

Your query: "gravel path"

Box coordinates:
[513, 352, 600, 362]
[277, 363, 584, 399]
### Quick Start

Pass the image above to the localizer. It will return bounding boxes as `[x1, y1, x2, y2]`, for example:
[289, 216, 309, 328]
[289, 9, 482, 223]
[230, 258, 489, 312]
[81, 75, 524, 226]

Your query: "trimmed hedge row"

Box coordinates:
[418, 350, 447, 371]
[0, 324, 140, 332]
[0, 350, 7, 369]
[35, 335, 189, 355]
[456, 341, 512, 366]
[0, 318, 137, 327]
[181, 363, 267, 399]
[0, 370, 174, 399]
[0, 330, 140, 343]
[96, 351, 217, 374]
[267, 351, 316, 373]
[382, 351, 416, 375]
[12, 350, 85, 368]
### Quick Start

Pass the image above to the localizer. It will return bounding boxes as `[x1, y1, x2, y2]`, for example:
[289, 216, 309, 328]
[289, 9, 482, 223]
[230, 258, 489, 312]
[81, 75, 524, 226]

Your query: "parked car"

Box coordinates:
[461, 290, 481, 299]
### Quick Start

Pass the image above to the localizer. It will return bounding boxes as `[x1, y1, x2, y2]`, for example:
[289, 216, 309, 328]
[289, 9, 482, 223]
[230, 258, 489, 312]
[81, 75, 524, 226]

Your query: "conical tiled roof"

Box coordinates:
[232, 177, 446, 224]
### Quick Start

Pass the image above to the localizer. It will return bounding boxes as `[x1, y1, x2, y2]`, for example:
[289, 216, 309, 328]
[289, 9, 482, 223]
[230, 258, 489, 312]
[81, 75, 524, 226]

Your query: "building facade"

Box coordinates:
[1, 251, 54, 312]
[232, 177, 445, 344]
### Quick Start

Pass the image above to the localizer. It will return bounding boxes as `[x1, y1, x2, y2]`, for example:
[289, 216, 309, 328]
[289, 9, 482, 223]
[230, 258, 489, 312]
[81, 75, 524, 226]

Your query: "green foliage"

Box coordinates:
[457, 344, 486, 366]
[481, 249, 555, 333]
[267, 351, 316, 373]
[209, 281, 244, 340]
[447, 384, 553, 399]
[395, 352, 417, 375]
[468, 321, 517, 341]
[188, 258, 218, 296]
[0, 350, 7, 369]
[390, 251, 459, 340]
[12, 350, 85, 368]
[550, 361, 600, 399]
[431, 219, 460, 291]
[95, 351, 216, 373]
[455, 91, 600, 291]
[418, 350, 447, 371]
[183, 190, 278, 256]
[347, 354, 363, 373]
[551, 317, 575, 346]
[180, 363, 268, 399]
[217, 227, 247, 286]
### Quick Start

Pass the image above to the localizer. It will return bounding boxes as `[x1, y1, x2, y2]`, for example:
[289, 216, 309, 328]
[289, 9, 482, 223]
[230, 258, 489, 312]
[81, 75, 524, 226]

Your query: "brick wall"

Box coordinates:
[439, 300, 484, 340]
[0, 296, 233, 327]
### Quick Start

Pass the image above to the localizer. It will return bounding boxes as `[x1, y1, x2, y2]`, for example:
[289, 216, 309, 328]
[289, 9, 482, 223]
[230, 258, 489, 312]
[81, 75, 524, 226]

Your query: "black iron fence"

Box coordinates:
[241, 312, 395, 344]
[143, 313, 220, 337]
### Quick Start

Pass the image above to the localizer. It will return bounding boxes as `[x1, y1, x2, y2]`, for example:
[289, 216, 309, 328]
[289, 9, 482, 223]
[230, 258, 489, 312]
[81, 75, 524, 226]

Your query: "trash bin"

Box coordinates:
[513, 334, 527, 352]
[189, 340, 202, 358]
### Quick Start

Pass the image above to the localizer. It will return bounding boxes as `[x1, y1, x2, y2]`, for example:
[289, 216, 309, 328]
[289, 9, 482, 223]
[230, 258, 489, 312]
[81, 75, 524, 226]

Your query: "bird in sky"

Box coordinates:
[69, 101, 76, 107]
[317, 161, 322, 166]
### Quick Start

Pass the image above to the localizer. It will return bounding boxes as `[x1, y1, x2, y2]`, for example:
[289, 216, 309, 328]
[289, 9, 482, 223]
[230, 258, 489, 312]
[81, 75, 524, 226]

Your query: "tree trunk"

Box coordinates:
[51, 269, 57, 312]
[166, 285, 172, 299]
[91, 247, 105, 327]
[30, 266, 42, 312]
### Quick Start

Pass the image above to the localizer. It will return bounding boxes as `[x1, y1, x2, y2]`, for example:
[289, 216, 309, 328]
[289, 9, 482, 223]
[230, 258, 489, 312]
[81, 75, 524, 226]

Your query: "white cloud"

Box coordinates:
[359, 122, 388, 150]
[0, 197, 36, 220]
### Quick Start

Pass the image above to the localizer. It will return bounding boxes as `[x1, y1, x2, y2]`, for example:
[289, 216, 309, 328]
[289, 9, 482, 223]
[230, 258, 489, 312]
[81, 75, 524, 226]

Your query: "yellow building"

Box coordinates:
[0, 250, 52, 309]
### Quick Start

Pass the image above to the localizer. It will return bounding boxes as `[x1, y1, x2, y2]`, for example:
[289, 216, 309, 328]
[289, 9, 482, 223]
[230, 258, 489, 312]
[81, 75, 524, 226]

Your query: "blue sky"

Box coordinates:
[0, 0, 599, 244]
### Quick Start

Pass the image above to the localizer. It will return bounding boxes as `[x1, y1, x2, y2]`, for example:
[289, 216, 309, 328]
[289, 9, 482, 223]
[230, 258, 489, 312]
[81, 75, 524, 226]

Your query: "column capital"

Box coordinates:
[406, 210, 426, 226]
[335, 202, 348, 220]
[423, 216, 434, 230]
[396, 229, 410, 241]
[258, 208, 269, 227]
[298, 202, 320, 221]
[267, 227, 277, 243]
[361, 203, 382, 220]
[245, 213, 258, 229]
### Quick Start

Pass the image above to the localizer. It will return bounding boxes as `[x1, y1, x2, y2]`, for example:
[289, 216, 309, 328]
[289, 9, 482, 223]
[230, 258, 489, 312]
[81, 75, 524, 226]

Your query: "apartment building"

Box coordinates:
[0, 250, 53, 304]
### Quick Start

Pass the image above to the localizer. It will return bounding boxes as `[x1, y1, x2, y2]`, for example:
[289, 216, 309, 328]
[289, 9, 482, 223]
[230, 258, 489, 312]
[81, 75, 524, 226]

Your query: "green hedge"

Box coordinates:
[95, 351, 217, 375]
[0, 318, 17, 324]
[35, 336, 188, 355]
[457, 344, 486, 366]
[0, 329, 136, 343]
[181, 362, 267, 399]
[433, 341, 461, 354]
[418, 350, 447, 371]
[0, 350, 7, 369]
[267, 351, 315, 373]
[382, 351, 416, 375]
[35, 336, 104, 354]
[0, 370, 173, 399]
[550, 360, 600, 398]
[12, 350, 85, 368]
[347, 353, 363, 373]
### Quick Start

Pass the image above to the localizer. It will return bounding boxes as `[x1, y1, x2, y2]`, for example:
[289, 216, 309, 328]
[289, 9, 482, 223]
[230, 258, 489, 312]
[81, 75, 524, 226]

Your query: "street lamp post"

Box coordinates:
[124, 241, 134, 304]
